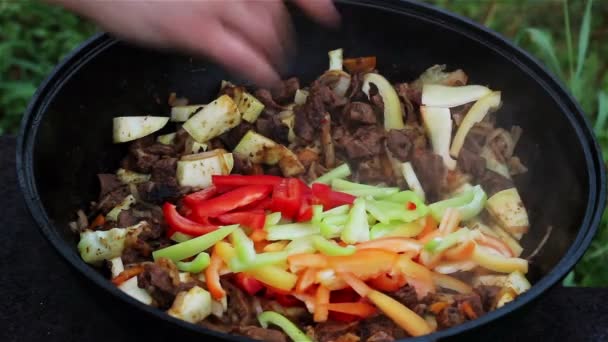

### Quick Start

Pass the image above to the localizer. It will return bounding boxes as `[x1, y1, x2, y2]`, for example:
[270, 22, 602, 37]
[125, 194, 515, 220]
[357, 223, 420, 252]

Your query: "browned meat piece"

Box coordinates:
[255, 88, 283, 112]
[117, 209, 139, 227]
[463, 123, 493, 153]
[343, 102, 377, 125]
[436, 306, 465, 330]
[479, 170, 514, 197]
[131, 204, 166, 240]
[475, 285, 500, 312]
[451, 103, 473, 127]
[96, 185, 129, 213]
[370, 93, 384, 115]
[98, 174, 123, 197]
[386, 129, 413, 162]
[235, 326, 287, 342]
[137, 259, 193, 309]
[335, 126, 385, 159]
[454, 292, 485, 318]
[121, 238, 152, 264]
[123, 136, 176, 173]
[411, 150, 447, 202]
[360, 315, 406, 341]
[137, 181, 181, 204]
[394, 83, 418, 124]
[264, 165, 283, 176]
[271, 77, 300, 104]
[144, 143, 176, 156]
[295, 83, 346, 142]
[394, 82, 422, 106]
[357, 157, 387, 184]
[222, 280, 256, 325]
[256, 116, 289, 145]
[294, 107, 315, 142]
[199, 318, 233, 334]
[151, 157, 177, 184]
[311, 321, 359, 342]
[297, 148, 319, 169]
[347, 72, 367, 101]
[232, 155, 255, 175]
[218, 121, 253, 150]
[390, 285, 418, 307]
[458, 148, 486, 178]
[174, 127, 190, 154]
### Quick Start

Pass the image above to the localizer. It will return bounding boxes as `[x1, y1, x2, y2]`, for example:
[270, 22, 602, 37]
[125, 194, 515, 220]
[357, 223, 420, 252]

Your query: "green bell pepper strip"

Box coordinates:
[384, 191, 426, 207]
[331, 179, 399, 198]
[170, 231, 193, 243]
[428, 185, 486, 221]
[313, 163, 351, 185]
[312, 235, 355, 256]
[323, 214, 349, 226]
[370, 221, 425, 240]
[258, 311, 312, 342]
[266, 223, 320, 241]
[311, 205, 325, 225]
[319, 221, 342, 239]
[285, 236, 317, 254]
[312, 205, 350, 225]
[265, 212, 282, 228]
[365, 199, 429, 224]
[424, 227, 472, 253]
[341, 198, 370, 244]
[230, 228, 256, 263]
[153, 224, 238, 262]
[229, 251, 290, 272]
[175, 252, 210, 273]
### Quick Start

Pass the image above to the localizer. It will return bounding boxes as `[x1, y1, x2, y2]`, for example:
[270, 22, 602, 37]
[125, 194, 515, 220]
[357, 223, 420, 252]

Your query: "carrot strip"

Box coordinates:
[418, 230, 441, 244]
[443, 241, 476, 261]
[355, 237, 422, 254]
[419, 216, 438, 237]
[296, 268, 317, 293]
[327, 249, 397, 280]
[429, 302, 449, 314]
[438, 208, 460, 235]
[368, 273, 407, 292]
[89, 214, 105, 230]
[288, 253, 328, 273]
[206, 247, 226, 300]
[343, 56, 377, 73]
[327, 302, 377, 317]
[314, 285, 330, 322]
[111, 265, 144, 286]
[460, 301, 478, 319]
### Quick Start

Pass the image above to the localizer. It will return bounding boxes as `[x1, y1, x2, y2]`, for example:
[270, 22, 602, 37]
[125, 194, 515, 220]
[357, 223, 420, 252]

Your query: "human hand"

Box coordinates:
[52, 0, 340, 86]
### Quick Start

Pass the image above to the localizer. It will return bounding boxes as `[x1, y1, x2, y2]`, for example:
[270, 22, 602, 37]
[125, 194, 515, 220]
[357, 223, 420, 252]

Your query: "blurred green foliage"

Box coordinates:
[0, 0, 606, 285]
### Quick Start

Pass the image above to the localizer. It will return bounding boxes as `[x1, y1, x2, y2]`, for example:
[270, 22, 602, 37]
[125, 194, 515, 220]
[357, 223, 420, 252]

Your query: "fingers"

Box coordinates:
[292, 0, 340, 27]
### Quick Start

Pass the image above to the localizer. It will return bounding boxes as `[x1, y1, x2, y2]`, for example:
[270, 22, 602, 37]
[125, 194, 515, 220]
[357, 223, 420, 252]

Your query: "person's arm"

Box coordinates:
[49, 0, 339, 86]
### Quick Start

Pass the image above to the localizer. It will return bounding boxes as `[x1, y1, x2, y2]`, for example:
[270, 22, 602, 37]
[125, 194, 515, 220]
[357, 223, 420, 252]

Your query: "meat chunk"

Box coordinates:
[411, 150, 447, 201]
[117, 209, 139, 227]
[343, 102, 377, 125]
[360, 315, 405, 341]
[96, 185, 129, 213]
[311, 321, 359, 342]
[232, 155, 255, 175]
[255, 88, 283, 112]
[235, 326, 287, 342]
[479, 170, 514, 197]
[386, 129, 412, 162]
[335, 126, 385, 159]
[294, 107, 315, 142]
[137, 259, 193, 309]
[271, 77, 300, 104]
[256, 116, 289, 145]
[137, 181, 181, 204]
[98, 174, 123, 197]
[151, 157, 177, 184]
[436, 306, 465, 330]
[222, 280, 256, 325]
[475, 285, 500, 312]
[294, 83, 346, 142]
[124, 137, 176, 173]
[296, 148, 319, 169]
[458, 148, 486, 178]
[218, 121, 253, 150]
[357, 157, 387, 184]
[454, 292, 485, 318]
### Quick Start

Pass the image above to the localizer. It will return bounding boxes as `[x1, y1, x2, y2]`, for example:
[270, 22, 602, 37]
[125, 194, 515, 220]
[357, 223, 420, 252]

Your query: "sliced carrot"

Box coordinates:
[343, 56, 377, 73]
[206, 247, 226, 300]
[249, 229, 267, 242]
[327, 249, 398, 280]
[418, 230, 441, 244]
[288, 253, 328, 273]
[419, 215, 438, 237]
[355, 237, 422, 254]
[89, 214, 105, 230]
[368, 273, 407, 292]
[438, 208, 461, 235]
[460, 301, 478, 319]
[338, 272, 372, 297]
[296, 268, 318, 293]
[111, 265, 144, 286]
[475, 234, 514, 257]
[327, 302, 377, 318]
[429, 301, 449, 314]
[443, 241, 476, 261]
[314, 285, 331, 322]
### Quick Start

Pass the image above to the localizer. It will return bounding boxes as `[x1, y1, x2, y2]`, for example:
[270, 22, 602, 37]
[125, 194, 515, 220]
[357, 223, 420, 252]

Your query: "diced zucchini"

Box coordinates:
[116, 168, 151, 184]
[168, 286, 212, 323]
[157, 132, 176, 145]
[422, 84, 492, 108]
[420, 106, 456, 170]
[176, 151, 233, 188]
[106, 194, 136, 222]
[450, 91, 501, 157]
[113, 116, 169, 143]
[486, 188, 529, 239]
[328, 48, 343, 71]
[233, 131, 304, 176]
[171, 105, 205, 122]
[78, 228, 128, 264]
[238, 92, 265, 123]
[183, 95, 241, 143]
[294, 89, 309, 105]
[278, 146, 305, 176]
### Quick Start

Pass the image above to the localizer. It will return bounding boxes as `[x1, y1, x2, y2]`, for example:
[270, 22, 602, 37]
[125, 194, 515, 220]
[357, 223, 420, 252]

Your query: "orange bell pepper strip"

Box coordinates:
[368, 272, 407, 292]
[288, 253, 328, 273]
[418, 215, 438, 237]
[475, 234, 514, 257]
[418, 230, 441, 244]
[327, 302, 377, 318]
[343, 56, 377, 73]
[296, 268, 317, 293]
[431, 272, 473, 294]
[339, 272, 372, 297]
[314, 285, 331, 322]
[355, 237, 422, 254]
[111, 265, 144, 286]
[394, 255, 435, 297]
[89, 214, 105, 230]
[327, 249, 398, 280]
[206, 246, 227, 300]
[443, 241, 476, 261]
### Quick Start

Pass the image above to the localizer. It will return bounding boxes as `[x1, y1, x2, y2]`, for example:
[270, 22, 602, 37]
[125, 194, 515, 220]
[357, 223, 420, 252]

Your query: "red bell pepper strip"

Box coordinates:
[217, 210, 266, 230]
[295, 179, 314, 222]
[311, 183, 356, 210]
[239, 196, 272, 211]
[264, 286, 302, 307]
[270, 178, 302, 220]
[368, 273, 408, 292]
[212, 175, 282, 188]
[191, 185, 272, 219]
[163, 203, 219, 237]
[235, 273, 265, 295]
[327, 302, 377, 318]
[183, 186, 217, 207]
[328, 288, 361, 322]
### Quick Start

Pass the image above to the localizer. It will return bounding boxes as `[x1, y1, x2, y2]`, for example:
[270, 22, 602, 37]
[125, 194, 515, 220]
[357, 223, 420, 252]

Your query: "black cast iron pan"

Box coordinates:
[16, 0, 606, 341]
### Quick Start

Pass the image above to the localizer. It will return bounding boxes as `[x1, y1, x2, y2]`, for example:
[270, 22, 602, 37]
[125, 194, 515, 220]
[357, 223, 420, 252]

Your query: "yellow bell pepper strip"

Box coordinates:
[206, 247, 227, 300]
[246, 265, 297, 291]
[431, 272, 473, 294]
[285, 236, 317, 254]
[365, 198, 429, 224]
[264, 212, 282, 228]
[296, 268, 318, 293]
[327, 249, 397, 280]
[266, 223, 319, 241]
[355, 237, 422, 254]
[314, 285, 331, 322]
[429, 185, 486, 222]
[313, 163, 352, 185]
[176, 252, 211, 273]
[263, 241, 289, 252]
[472, 245, 529, 273]
[258, 311, 312, 342]
[424, 228, 472, 254]
[341, 198, 370, 244]
[214, 241, 236, 263]
[288, 253, 328, 273]
[230, 228, 256, 263]
[249, 229, 267, 243]
[229, 251, 290, 272]
[393, 255, 435, 297]
[153, 224, 238, 262]
[331, 179, 399, 198]
[370, 221, 425, 239]
[367, 290, 433, 337]
[313, 236, 356, 256]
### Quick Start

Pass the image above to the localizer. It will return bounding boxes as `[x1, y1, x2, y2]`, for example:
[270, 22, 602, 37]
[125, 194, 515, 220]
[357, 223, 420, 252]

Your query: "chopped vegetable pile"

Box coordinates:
[72, 49, 533, 342]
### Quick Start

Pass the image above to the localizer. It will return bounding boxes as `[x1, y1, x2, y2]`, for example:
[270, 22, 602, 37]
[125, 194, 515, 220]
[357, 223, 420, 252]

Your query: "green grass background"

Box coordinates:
[1, 0, 606, 285]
